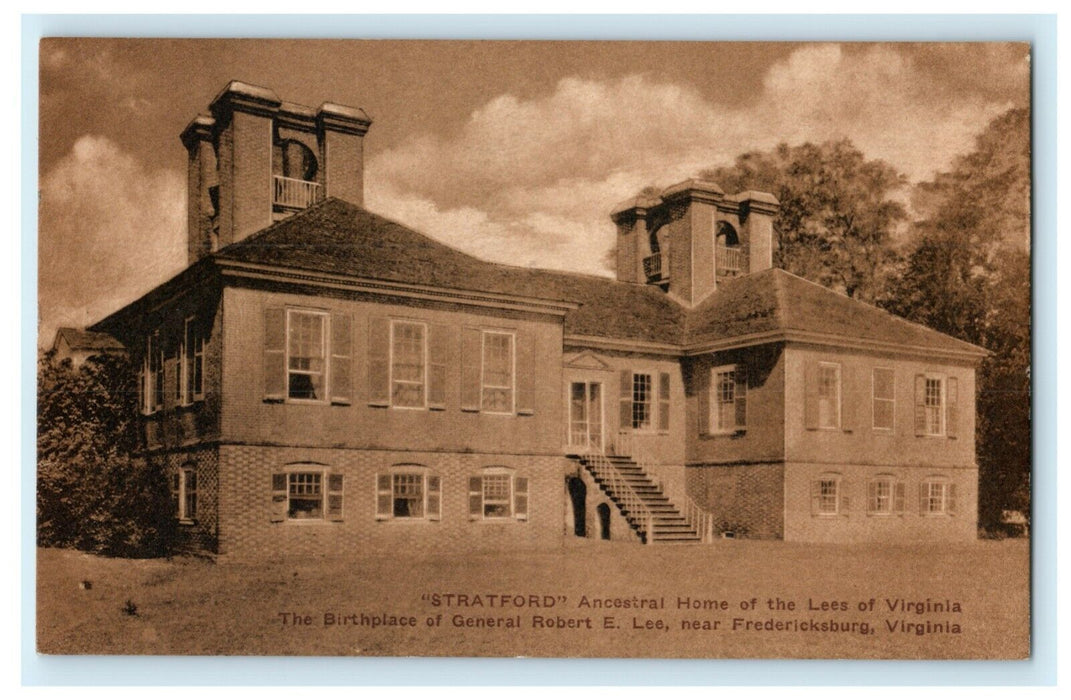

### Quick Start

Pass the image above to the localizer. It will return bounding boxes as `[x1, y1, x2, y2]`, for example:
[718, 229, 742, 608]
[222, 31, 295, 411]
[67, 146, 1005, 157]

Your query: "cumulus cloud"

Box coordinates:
[38, 135, 185, 344]
[368, 44, 1022, 278]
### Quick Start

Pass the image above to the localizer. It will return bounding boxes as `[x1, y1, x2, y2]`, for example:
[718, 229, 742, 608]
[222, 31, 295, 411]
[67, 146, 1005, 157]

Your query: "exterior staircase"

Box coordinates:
[573, 453, 705, 544]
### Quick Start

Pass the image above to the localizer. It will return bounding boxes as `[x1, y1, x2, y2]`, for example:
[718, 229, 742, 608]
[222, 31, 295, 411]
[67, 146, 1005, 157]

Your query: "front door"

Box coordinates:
[568, 381, 603, 452]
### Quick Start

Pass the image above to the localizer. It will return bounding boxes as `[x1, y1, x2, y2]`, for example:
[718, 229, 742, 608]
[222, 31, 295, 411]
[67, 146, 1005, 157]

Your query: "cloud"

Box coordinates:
[38, 135, 185, 344]
[367, 44, 1023, 278]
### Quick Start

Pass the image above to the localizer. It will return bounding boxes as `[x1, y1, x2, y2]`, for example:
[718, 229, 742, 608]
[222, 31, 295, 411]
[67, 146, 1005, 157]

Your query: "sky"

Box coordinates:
[37, 39, 1030, 345]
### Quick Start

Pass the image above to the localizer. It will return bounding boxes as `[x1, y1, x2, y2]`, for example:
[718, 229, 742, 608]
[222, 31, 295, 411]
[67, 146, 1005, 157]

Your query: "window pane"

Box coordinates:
[288, 312, 325, 400]
[632, 374, 652, 429]
[393, 473, 425, 518]
[392, 323, 425, 407]
[819, 479, 838, 513]
[481, 333, 513, 412]
[818, 365, 840, 428]
[482, 474, 512, 518]
[288, 473, 323, 519]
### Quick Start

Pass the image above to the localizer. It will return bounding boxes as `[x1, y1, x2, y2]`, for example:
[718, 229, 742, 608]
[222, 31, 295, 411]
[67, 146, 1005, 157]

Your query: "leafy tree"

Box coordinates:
[701, 138, 908, 303]
[37, 350, 176, 556]
[883, 108, 1031, 531]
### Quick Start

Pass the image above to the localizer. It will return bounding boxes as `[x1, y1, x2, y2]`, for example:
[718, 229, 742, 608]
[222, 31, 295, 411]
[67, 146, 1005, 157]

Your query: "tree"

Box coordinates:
[883, 108, 1031, 531]
[37, 351, 177, 556]
[701, 139, 908, 303]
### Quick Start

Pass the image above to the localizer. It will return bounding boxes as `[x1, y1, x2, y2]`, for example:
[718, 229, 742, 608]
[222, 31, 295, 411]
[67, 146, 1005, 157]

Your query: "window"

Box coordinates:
[468, 469, 529, 521]
[924, 376, 944, 436]
[872, 368, 894, 431]
[375, 467, 441, 521]
[140, 333, 164, 415]
[817, 363, 841, 429]
[866, 475, 905, 516]
[811, 475, 848, 516]
[270, 468, 344, 522]
[287, 310, 327, 401]
[391, 321, 427, 408]
[920, 478, 956, 515]
[171, 467, 197, 522]
[710, 364, 747, 433]
[180, 317, 205, 405]
[632, 373, 652, 430]
[481, 331, 514, 413]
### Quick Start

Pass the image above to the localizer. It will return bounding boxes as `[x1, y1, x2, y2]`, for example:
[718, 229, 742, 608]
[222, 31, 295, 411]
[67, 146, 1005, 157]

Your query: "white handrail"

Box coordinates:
[586, 450, 654, 545]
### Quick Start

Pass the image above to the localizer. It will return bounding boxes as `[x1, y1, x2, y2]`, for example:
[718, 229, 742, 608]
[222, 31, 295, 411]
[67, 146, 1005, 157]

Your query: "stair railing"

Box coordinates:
[616, 430, 716, 544]
[585, 449, 655, 545]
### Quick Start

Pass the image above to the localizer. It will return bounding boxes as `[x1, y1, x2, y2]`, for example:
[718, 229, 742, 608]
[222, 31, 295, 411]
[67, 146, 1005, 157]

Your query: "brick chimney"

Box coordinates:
[180, 81, 372, 264]
[611, 180, 779, 306]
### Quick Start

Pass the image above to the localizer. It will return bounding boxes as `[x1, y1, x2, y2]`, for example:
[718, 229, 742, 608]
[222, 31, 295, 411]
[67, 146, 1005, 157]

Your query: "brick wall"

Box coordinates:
[216, 444, 568, 559]
[783, 461, 978, 543]
[148, 445, 220, 550]
[686, 463, 784, 539]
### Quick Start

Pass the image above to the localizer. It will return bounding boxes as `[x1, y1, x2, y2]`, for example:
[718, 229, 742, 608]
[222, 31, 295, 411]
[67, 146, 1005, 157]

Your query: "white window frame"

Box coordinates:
[866, 475, 898, 516]
[390, 319, 428, 410]
[817, 362, 841, 430]
[631, 372, 654, 431]
[480, 330, 516, 415]
[872, 367, 895, 432]
[285, 309, 329, 404]
[180, 316, 206, 406]
[376, 466, 441, 521]
[469, 468, 528, 522]
[173, 466, 197, 523]
[286, 471, 326, 520]
[921, 477, 951, 516]
[923, 374, 946, 437]
[816, 476, 841, 516]
[142, 332, 164, 415]
[710, 364, 738, 434]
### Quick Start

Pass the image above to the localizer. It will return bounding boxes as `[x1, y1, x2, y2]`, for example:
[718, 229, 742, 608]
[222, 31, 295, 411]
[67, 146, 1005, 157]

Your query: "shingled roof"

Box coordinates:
[686, 268, 985, 356]
[210, 197, 982, 357]
[214, 198, 686, 345]
[52, 327, 125, 352]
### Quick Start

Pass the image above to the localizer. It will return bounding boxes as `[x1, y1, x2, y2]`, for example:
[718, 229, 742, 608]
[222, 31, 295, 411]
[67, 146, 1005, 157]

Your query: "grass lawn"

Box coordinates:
[36, 538, 1029, 659]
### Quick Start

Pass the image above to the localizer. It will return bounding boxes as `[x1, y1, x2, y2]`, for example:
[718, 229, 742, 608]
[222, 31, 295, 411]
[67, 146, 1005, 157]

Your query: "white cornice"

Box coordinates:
[216, 260, 577, 317]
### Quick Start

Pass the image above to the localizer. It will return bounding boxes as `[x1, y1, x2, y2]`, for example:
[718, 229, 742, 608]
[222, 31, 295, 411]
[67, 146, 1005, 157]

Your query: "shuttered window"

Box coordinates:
[269, 467, 344, 523]
[180, 316, 206, 406]
[866, 476, 904, 516]
[920, 478, 956, 515]
[375, 467, 441, 521]
[264, 308, 352, 405]
[811, 475, 848, 516]
[710, 364, 746, 433]
[468, 469, 529, 521]
[817, 363, 840, 429]
[915, 373, 950, 437]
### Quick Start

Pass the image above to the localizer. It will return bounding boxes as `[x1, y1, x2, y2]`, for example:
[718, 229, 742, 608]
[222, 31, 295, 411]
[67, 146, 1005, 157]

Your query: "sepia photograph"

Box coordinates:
[35, 38, 1032, 660]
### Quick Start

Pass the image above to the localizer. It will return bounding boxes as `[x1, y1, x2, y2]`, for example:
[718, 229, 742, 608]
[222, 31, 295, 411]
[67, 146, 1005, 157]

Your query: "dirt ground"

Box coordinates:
[36, 538, 1030, 659]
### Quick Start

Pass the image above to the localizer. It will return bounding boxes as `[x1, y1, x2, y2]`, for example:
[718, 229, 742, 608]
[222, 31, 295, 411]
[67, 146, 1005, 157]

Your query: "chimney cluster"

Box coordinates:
[180, 81, 372, 265]
[611, 180, 779, 306]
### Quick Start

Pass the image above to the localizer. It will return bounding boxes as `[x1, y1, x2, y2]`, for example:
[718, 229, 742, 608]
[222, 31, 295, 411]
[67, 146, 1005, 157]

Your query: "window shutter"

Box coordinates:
[914, 374, 927, 436]
[697, 367, 710, 436]
[427, 475, 441, 521]
[328, 313, 352, 405]
[461, 327, 482, 412]
[839, 490, 850, 517]
[368, 317, 390, 407]
[918, 482, 928, 514]
[619, 370, 634, 431]
[894, 482, 906, 515]
[138, 364, 146, 415]
[947, 483, 957, 515]
[946, 376, 959, 439]
[468, 476, 482, 520]
[427, 324, 449, 410]
[845, 366, 865, 433]
[264, 307, 286, 402]
[657, 372, 670, 432]
[270, 473, 287, 522]
[174, 351, 183, 402]
[810, 480, 821, 516]
[734, 365, 748, 432]
[170, 473, 181, 515]
[375, 473, 392, 520]
[514, 476, 529, 521]
[516, 331, 535, 415]
[804, 361, 819, 430]
[866, 481, 877, 513]
[327, 473, 344, 521]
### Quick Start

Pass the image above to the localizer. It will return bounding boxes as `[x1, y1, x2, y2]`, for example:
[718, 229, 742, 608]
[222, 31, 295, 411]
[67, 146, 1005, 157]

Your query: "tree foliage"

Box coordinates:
[701, 138, 908, 303]
[37, 351, 177, 556]
[882, 108, 1031, 531]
